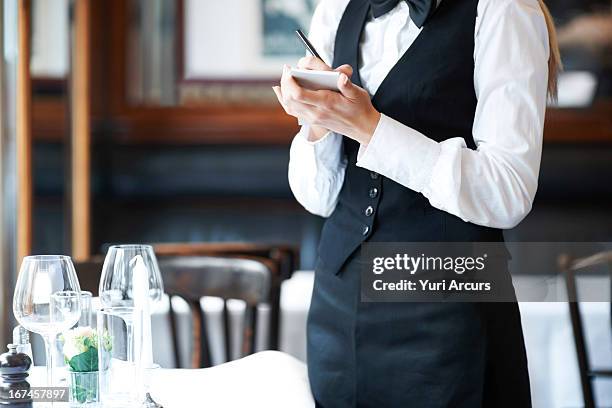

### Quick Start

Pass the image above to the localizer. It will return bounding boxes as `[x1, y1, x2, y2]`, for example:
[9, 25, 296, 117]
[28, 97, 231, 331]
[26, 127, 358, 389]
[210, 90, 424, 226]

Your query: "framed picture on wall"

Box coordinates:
[30, 0, 70, 80]
[180, 0, 319, 82]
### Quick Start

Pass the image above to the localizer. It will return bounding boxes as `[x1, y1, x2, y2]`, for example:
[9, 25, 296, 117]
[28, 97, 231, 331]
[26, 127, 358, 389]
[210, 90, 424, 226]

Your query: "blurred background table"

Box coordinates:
[278, 272, 612, 408]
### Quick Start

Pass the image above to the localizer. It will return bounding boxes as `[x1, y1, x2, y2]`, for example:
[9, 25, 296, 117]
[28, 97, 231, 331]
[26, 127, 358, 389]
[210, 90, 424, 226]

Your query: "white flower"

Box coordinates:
[62, 326, 96, 360]
[73, 326, 94, 338]
[63, 341, 81, 360]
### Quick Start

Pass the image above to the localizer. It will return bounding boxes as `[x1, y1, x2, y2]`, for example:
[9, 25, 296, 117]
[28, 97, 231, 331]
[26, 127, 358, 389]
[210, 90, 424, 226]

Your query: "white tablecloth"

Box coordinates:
[29, 351, 313, 407]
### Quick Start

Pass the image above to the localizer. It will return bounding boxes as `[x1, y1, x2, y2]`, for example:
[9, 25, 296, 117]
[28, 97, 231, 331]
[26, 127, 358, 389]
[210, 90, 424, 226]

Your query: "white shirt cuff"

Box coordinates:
[356, 114, 441, 193]
[298, 126, 333, 146]
[292, 125, 344, 173]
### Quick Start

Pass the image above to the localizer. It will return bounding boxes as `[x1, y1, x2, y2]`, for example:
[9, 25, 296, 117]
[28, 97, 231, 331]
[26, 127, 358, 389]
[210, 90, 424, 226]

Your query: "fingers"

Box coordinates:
[274, 78, 323, 123]
[297, 55, 331, 71]
[276, 65, 344, 127]
[280, 66, 301, 104]
[281, 66, 322, 106]
[284, 97, 324, 124]
[334, 64, 353, 78]
[337, 73, 361, 99]
[272, 86, 287, 111]
[296, 57, 354, 81]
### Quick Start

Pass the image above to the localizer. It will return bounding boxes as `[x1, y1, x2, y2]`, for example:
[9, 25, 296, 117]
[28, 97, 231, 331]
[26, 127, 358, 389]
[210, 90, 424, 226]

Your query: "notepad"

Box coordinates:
[290, 69, 341, 92]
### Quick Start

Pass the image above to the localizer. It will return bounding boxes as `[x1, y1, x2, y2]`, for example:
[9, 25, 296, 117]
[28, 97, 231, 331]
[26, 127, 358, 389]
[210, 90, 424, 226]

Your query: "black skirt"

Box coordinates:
[306, 254, 532, 408]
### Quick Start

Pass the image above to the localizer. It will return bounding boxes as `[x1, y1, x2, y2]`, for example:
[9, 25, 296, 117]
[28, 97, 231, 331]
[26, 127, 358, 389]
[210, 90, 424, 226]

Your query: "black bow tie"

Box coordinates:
[369, 0, 436, 27]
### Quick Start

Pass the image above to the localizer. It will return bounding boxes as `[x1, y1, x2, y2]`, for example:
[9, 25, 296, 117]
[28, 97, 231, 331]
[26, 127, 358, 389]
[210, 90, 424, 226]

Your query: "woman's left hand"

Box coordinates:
[273, 63, 380, 145]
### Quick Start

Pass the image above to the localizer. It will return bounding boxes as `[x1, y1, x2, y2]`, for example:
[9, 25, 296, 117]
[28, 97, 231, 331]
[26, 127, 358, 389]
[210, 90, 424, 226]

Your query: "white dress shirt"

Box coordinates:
[288, 0, 550, 229]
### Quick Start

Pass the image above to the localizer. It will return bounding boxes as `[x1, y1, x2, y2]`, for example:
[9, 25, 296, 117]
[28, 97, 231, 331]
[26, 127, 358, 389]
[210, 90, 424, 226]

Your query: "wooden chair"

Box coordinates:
[559, 250, 612, 408]
[153, 242, 299, 350]
[158, 255, 277, 368]
[153, 242, 299, 280]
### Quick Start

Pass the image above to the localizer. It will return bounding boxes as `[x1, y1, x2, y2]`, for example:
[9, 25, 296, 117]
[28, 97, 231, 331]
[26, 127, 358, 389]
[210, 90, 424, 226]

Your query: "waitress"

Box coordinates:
[273, 0, 560, 406]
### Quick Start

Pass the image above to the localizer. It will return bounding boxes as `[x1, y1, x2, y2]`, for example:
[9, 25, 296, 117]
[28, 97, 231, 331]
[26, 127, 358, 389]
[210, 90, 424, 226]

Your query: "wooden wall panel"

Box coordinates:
[71, 0, 92, 261]
[17, 0, 32, 261]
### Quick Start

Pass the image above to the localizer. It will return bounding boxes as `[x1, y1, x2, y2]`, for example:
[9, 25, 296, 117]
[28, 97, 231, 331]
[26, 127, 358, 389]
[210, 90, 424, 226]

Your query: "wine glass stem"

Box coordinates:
[43, 335, 54, 387]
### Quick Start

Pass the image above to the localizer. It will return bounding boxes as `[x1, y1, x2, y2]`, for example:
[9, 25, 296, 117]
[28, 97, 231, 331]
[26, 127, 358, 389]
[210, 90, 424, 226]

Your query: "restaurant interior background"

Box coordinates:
[0, 0, 611, 407]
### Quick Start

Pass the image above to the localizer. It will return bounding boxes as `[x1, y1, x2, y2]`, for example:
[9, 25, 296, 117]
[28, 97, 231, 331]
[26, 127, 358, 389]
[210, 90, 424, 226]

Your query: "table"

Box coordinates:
[27, 351, 314, 407]
[30, 272, 611, 407]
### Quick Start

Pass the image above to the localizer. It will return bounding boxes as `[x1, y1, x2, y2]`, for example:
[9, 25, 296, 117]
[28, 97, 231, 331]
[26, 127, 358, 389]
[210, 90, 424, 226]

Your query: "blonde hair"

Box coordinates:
[537, 0, 562, 101]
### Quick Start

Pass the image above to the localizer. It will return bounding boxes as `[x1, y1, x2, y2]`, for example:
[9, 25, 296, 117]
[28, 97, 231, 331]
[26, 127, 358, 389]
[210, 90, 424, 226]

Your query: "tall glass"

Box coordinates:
[78, 290, 93, 327]
[99, 245, 163, 379]
[97, 307, 138, 406]
[56, 290, 94, 384]
[13, 255, 82, 387]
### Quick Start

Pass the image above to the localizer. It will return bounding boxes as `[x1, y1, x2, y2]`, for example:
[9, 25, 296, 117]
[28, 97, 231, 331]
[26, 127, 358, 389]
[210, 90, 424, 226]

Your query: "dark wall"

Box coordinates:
[33, 142, 612, 269]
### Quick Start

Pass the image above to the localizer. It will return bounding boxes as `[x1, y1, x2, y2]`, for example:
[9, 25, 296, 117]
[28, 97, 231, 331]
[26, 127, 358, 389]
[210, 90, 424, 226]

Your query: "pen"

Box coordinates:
[295, 29, 325, 64]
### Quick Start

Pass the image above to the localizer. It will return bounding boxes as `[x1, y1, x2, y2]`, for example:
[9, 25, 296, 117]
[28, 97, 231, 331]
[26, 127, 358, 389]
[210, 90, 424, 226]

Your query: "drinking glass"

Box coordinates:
[13, 255, 82, 387]
[99, 245, 163, 307]
[78, 290, 93, 327]
[99, 245, 163, 379]
[56, 290, 93, 384]
[97, 307, 138, 406]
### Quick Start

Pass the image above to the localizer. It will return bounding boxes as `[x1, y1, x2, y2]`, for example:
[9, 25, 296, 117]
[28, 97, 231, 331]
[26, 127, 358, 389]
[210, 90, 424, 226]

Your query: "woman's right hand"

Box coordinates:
[273, 57, 353, 142]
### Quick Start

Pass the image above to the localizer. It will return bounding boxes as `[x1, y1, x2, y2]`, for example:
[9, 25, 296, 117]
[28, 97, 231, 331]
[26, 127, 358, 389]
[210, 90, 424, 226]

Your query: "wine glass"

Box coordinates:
[13, 255, 82, 387]
[99, 245, 164, 374]
[99, 244, 163, 307]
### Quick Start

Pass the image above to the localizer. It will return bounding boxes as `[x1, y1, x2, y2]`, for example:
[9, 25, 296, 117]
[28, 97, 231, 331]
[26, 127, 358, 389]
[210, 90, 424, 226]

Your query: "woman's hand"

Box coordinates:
[273, 56, 380, 145]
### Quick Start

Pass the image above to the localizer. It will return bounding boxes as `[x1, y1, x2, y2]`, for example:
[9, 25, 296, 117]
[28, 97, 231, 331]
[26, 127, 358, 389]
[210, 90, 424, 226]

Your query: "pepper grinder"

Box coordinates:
[0, 344, 32, 406]
[11, 327, 32, 364]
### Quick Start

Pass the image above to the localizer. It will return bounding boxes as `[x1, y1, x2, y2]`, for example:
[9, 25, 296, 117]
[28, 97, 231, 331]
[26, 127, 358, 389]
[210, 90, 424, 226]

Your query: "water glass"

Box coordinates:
[97, 307, 138, 406]
[78, 291, 93, 327]
[68, 370, 99, 404]
[57, 290, 95, 384]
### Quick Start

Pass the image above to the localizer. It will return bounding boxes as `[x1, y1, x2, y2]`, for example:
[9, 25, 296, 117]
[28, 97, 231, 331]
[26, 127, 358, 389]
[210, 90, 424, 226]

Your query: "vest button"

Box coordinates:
[370, 171, 379, 180]
[362, 225, 370, 236]
[369, 187, 379, 199]
[365, 206, 374, 217]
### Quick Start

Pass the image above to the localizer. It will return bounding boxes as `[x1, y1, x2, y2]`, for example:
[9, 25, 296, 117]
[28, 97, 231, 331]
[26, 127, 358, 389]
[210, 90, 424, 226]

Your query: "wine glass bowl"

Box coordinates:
[99, 245, 164, 308]
[13, 255, 82, 386]
[13, 256, 82, 335]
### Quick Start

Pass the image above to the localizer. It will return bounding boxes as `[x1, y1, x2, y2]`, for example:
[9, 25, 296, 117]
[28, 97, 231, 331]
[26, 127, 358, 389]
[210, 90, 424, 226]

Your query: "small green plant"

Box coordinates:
[61, 327, 112, 404]
[62, 327, 111, 372]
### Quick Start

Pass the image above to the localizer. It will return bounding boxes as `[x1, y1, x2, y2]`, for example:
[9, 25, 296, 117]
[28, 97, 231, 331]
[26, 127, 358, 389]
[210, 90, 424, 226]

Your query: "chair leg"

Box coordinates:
[223, 300, 231, 363]
[565, 269, 596, 408]
[242, 306, 257, 355]
[250, 305, 258, 355]
[190, 301, 212, 368]
[568, 300, 596, 408]
[269, 288, 281, 350]
[167, 295, 182, 368]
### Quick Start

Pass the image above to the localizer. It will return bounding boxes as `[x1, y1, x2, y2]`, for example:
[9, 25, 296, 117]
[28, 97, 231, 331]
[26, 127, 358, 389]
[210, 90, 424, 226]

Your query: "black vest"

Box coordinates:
[317, 0, 504, 275]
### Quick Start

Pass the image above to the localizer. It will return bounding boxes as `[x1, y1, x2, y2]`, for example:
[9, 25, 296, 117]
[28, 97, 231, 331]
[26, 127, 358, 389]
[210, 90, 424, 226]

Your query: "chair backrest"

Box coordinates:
[559, 250, 612, 408]
[153, 242, 299, 280]
[153, 242, 298, 350]
[158, 255, 276, 368]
